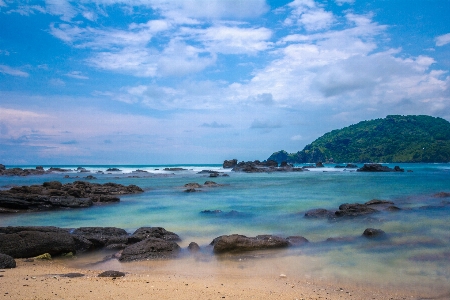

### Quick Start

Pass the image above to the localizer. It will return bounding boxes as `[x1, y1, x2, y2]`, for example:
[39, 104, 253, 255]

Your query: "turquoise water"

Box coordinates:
[1, 163, 450, 292]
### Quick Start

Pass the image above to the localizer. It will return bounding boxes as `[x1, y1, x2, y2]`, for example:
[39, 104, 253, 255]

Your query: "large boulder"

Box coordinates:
[128, 227, 180, 243]
[71, 227, 129, 250]
[0, 253, 16, 268]
[210, 234, 289, 254]
[304, 208, 335, 219]
[357, 164, 404, 172]
[0, 227, 76, 258]
[119, 238, 181, 261]
[335, 203, 378, 217]
[223, 159, 238, 168]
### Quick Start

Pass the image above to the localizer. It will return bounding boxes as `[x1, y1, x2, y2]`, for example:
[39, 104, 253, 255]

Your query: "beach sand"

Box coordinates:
[1, 254, 444, 300]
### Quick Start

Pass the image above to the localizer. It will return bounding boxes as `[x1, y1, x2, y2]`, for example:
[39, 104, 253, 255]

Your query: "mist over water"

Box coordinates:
[1, 163, 449, 294]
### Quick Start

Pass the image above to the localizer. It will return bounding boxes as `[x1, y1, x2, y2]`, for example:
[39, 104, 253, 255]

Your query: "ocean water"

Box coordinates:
[1, 163, 450, 294]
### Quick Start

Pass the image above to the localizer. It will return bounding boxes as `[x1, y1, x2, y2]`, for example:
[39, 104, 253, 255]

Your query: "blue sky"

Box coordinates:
[0, 0, 449, 164]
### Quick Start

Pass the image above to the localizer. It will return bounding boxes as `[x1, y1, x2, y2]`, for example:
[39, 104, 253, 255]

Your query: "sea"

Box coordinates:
[1, 163, 449, 295]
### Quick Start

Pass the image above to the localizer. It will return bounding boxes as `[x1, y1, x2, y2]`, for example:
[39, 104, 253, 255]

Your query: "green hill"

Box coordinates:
[268, 115, 450, 163]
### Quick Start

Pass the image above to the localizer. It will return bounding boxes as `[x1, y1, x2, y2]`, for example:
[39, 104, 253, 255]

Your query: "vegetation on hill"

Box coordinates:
[268, 115, 450, 163]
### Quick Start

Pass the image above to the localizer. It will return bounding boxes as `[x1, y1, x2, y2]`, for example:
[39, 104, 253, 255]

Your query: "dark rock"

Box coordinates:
[184, 188, 198, 193]
[325, 236, 356, 243]
[72, 227, 128, 250]
[316, 162, 324, 168]
[163, 168, 187, 171]
[106, 168, 122, 172]
[209, 172, 219, 177]
[128, 227, 180, 243]
[384, 205, 401, 211]
[0, 164, 5, 171]
[48, 167, 71, 172]
[223, 159, 238, 168]
[232, 160, 285, 173]
[119, 238, 181, 261]
[335, 203, 378, 217]
[304, 208, 335, 219]
[346, 164, 358, 168]
[0, 181, 143, 213]
[357, 164, 404, 172]
[362, 228, 385, 238]
[433, 192, 450, 198]
[286, 236, 309, 247]
[201, 209, 223, 214]
[187, 242, 200, 252]
[84, 175, 97, 180]
[364, 199, 394, 206]
[60, 273, 84, 278]
[184, 183, 202, 189]
[210, 234, 289, 254]
[203, 181, 222, 187]
[98, 270, 125, 277]
[72, 235, 93, 252]
[0, 253, 16, 268]
[105, 244, 128, 250]
[0, 227, 76, 258]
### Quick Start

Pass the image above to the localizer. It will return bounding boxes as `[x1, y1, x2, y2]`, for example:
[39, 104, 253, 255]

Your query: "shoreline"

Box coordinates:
[2, 257, 446, 300]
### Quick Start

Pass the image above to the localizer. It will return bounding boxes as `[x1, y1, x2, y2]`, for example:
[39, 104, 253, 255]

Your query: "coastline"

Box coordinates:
[1, 257, 442, 300]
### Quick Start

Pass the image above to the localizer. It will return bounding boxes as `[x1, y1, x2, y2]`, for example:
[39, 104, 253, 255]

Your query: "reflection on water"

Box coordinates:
[1, 163, 449, 295]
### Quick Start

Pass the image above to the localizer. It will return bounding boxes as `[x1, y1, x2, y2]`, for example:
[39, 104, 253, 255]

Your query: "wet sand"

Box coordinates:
[1, 254, 446, 300]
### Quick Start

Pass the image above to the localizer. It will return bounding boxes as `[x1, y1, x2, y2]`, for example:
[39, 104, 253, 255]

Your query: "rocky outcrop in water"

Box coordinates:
[0, 181, 144, 213]
[304, 199, 399, 220]
[210, 234, 290, 253]
[0, 165, 74, 176]
[226, 160, 303, 173]
[72, 227, 129, 251]
[128, 227, 180, 243]
[357, 164, 404, 172]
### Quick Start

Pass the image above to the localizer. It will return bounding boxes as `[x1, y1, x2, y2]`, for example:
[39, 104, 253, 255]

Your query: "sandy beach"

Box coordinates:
[1, 254, 445, 300]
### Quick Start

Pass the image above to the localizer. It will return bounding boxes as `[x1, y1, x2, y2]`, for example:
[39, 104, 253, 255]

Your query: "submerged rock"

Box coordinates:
[286, 236, 309, 247]
[304, 208, 335, 219]
[362, 228, 386, 238]
[210, 234, 289, 254]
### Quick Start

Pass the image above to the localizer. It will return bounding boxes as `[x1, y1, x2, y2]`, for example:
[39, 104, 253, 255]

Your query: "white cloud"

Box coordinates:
[66, 71, 89, 79]
[285, 0, 335, 31]
[49, 78, 65, 86]
[45, 0, 77, 21]
[435, 33, 450, 46]
[0, 65, 29, 77]
[335, 0, 354, 5]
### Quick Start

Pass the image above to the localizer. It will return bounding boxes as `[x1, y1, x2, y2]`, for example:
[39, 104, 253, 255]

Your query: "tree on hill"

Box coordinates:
[268, 115, 450, 163]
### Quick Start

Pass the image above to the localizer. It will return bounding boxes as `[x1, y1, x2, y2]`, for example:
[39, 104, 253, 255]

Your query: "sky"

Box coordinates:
[0, 0, 449, 165]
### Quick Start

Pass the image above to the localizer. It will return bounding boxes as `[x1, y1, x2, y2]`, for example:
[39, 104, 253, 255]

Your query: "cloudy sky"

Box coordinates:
[1, 0, 449, 165]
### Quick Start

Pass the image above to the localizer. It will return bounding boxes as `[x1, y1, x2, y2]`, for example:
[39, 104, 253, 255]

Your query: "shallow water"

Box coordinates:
[1, 163, 449, 294]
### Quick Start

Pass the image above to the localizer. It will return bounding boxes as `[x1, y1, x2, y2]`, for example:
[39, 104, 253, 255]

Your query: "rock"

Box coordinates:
[0, 181, 143, 213]
[0, 253, 16, 268]
[106, 168, 122, 172]
[72, 227, 129, 250]
[364, 199, 394, 206]
[184, 188, 198, 193]
[60, 273, 84, 278]
[128, 227, 180, 243]
[433, 192, 450, 198]
[362, 228, 386, 238]
[316, 162, 324, 168]
[223, 159, 238, 168]
[119, 238, 181, 261]
[163, 168, 187, 171]
[48, 167, 71, 172]
[209, 172, 219, 177]
[201, 210, 223, 214]
[203, 181, 222, 187]
[0, 227, 76, 258]
[187, 242, 200, 252]
[346, 164, 358, 168]
[184, 183, 202, 189]
[0, 164, 5, 171]
[98, 270, 125, 277]
[210, 234, 289, 254]
[357, 164, 404, 172]
[84, 175, 97, 180]
[286, 236, 309, 247]
[304, 208, 334, 219]
[335, 203, 378, 217]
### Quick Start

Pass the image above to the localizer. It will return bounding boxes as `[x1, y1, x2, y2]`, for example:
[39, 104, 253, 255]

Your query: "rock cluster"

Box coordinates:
[226, 160, 303, 173]
[357, 164, 404, 172]
[0, 181, 144, 213]
[304, 199, 399, 220]
[0, 165, 73, 176]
